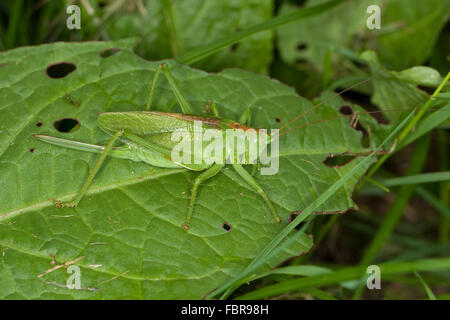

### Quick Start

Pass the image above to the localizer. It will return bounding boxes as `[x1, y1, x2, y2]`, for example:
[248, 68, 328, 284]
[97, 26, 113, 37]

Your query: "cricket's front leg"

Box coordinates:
[147, 63, 194, 115]
[184, 163, 225, 230]
[56, 130, 124, 208]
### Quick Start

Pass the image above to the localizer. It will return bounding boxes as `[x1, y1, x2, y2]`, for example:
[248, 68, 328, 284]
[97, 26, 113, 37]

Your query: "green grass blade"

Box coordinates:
[364, 71, 450, 183]
[438, 129, 449, 243]
[380, 171, 450, 187]
[392, 243, 450, 262]
[397, 70, 450, 142]
[365, 177, 390, 192]
[353, 133, 431, 299]
[414, 271, 437, 300]
[302, 287, 337, 300]
[235, 258, 450, 299]
[4, 0, 23, 49]
[398, 103, 450, 149]
[415, 187, 450, 220]
[177, 0, 344, 65]
[270, 265, 331, 276]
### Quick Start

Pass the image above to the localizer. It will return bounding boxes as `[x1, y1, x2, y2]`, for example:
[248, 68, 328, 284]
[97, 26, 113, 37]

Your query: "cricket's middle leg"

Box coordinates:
[184, 163, 225, 230]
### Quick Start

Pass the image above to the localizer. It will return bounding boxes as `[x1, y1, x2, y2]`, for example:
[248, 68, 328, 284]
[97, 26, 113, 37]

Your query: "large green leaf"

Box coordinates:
[105, 0, 273, 73]
[0, 39, 380, 299]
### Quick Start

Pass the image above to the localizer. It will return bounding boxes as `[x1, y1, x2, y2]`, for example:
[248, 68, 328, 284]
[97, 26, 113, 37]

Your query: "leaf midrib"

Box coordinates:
[0, 239, 221, 282]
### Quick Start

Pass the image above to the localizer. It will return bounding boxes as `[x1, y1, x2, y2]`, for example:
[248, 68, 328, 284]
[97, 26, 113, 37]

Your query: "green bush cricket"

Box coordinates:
[34, 62, 386, 231]
[34, 63, 283, 230]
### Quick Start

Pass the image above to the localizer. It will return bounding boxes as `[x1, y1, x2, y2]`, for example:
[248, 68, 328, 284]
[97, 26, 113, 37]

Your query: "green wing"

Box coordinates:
[97, 111, 221, 135]
[98, 111, 224, 170]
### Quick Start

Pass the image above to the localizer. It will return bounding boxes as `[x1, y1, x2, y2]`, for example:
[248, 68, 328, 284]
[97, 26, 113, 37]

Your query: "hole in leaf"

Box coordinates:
[36, 122, 43, 127]
[230, 43, 240, 52]
[339, 105, 353, 116]
[297, 43, 307, 51]
[275, 118, 281, 123]
[29, 148, 35, 153]
[100, 48, 119, 58]
[324, 154, 356, 167]
[222, 222, 232, 232]
[53, 118, 80, 133]
[46, 62, 76, 79]
[339, 90, 390, 125]
[289, 212, 302, 230]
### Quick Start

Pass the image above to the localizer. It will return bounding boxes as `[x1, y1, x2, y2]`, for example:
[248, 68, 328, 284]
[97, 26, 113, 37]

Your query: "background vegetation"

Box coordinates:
[0, 0, 449, 300]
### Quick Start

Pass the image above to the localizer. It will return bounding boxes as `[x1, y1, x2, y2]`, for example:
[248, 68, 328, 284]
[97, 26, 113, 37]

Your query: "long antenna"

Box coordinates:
[279, 77, 373, 131]
[275, 107, 449, 138]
